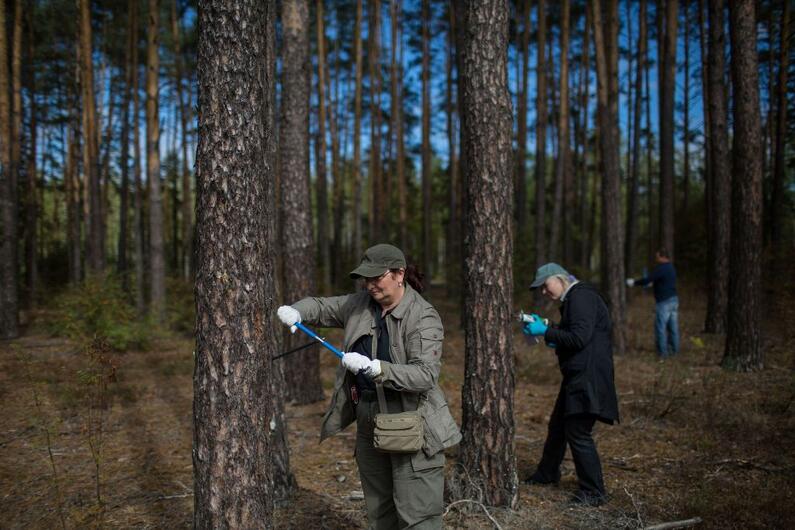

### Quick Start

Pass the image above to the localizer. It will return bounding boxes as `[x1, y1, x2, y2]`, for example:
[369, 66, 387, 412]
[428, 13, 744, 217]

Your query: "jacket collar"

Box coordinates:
[388, 283, 416, 320]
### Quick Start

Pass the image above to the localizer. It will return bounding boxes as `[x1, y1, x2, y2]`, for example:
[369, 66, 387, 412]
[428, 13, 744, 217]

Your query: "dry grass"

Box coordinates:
[1, 280, 793, 529]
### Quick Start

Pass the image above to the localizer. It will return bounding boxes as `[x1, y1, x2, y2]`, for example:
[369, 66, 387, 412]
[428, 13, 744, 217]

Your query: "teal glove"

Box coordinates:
[522, 314, 548, 336]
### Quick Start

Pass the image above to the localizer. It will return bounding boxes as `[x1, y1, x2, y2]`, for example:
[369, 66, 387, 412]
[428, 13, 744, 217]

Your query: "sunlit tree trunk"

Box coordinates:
[147, 0, 165, 318]
[456, 0, 517, 508]
[592, 0, 626, 354]
[315, 0, 331, 292]
[724, 0, 763, 371]
[626, 0, 647, 274]
[704, 0, 730, 335]
[194, 0, 276, 524]
[658, 0, 677, 257]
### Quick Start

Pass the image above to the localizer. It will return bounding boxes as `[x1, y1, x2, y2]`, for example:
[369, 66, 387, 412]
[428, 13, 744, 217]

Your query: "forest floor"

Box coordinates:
[2, 280, 795, 529]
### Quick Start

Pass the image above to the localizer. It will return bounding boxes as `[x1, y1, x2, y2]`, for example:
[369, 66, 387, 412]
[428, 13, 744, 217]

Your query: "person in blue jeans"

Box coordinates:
[626, 248, 680, 358]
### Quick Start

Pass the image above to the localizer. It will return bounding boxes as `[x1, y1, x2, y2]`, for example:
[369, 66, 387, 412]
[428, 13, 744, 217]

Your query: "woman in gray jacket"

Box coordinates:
[277, 243, 461, 529]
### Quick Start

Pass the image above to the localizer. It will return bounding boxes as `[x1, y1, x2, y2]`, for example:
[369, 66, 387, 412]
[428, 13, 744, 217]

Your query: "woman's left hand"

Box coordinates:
[522, 314, 548, 336]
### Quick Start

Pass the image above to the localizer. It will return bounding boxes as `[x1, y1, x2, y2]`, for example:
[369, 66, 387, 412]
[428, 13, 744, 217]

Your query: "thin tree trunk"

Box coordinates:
[369, 0, 383, 245]
[118, 0, 135, 288]
[78, 0, 103, 273]
[421, 0, 432, 276]
[316, 0, 331, 293]
[194, 0, 276, 523]
[456, 0, 517, 508]
[147, 0, 166, 318]
[446, 2, 459, 297]
[535, 0, 548, 270]
[592, 0, 626, 355]
[723, 0, 763, 371]
[645, 21, 655, 265]
[396, 12, 407, 252]
[131, 0, 145, 314]
[329, 23, 343, 287]
[550, 0, 571, 262]
[0, 0, 18, 338]
[626, 0, 647, 274]
[577, 5, 591, 272]
[770, 0, 790, 245]
[515, 0, 530, 248]
[352, 0, 364, 260]
[658, 0, 677, 257]
[280, 0, 323, 411]
[24, 7, 37, 306]
[171, 0, 192, 280]
[704, 0, 730, 335]
[698, 0, 712, 296]
[682, 0, 690, 216]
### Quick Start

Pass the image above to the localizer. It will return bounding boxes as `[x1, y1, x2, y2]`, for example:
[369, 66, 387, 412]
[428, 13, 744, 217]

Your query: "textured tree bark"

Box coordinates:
[194, 1, 277, 525]
[626, 0, 647, 275]
[770, 0, 790, 245]
[457, 0, 517, 508]
[352, 0, 363, 260]
[550, 0, 571, 262]
[315, 0, 331, 293]
[724, 0, 763, 372]
[0, 0, 18, 338]
[592, 0, 626, 355]
[368, 0, 383, 245]
[535, 0, 548, 270]
[147, 0, 165, 318]
[280, 0, 323, 407]
[78, 0, 103, 273]
[421, 0, 432, 277]
[658, 0, 677, 258]
[171, 0, 193, 280]
[704, 0, 730, 335]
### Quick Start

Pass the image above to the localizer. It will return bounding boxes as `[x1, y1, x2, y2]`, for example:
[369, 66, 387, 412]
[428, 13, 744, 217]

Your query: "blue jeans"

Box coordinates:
[655, 296, 679, 357]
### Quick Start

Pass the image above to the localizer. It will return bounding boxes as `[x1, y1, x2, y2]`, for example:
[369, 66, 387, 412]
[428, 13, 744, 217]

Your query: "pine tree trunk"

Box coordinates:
[550, 0, 571, 262]
[329, 31, 344, 287]
[626, 0, 647, 275]
[24, 14, 37, 306]
[78, 0, 103, 273]
[131, 0, 145, 314]
[770, 0, 790, 245]
[515, 0, 530, 249]
[421, 0, 432, 276]
[368, 0, 383, 245]
[446, 2, 459, 298]
[66, 106, 83, 286]
[456, 0, 517, 508]
[592, 0, 626, 355]
[171, 0, 193, 280]
[704, 0, 730, 335]
[535, 0, 548, 269]
[658, 0, 677, 257]
[352, 0, 364, 260]
[396, 10, 408, 252]
[577, 4, 591, 272]
[147, 0, 166, 318]
[723, 0, 763, 371]
[0, 0, 18, 338]
[280, 0, 323, 408]
[194, 0, 277, 524]
[118, 0, 135, 287]
[682, 2, 690, 216]
[315, 0, 331, 293]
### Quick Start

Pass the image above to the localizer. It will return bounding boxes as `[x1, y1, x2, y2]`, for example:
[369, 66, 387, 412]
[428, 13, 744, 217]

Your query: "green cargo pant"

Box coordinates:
[356, 393, 445, 530]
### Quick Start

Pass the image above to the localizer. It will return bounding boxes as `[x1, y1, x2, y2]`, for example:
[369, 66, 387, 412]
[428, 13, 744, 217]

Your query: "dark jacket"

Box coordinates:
[544, 282, 620, 424]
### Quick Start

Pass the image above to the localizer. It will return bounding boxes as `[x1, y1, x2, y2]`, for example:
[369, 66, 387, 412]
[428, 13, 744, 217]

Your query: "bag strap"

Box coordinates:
[370, 328, 389, 413]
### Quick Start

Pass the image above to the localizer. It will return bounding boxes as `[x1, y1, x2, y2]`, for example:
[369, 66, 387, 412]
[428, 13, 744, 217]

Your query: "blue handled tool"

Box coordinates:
[293, 322, 344, 359]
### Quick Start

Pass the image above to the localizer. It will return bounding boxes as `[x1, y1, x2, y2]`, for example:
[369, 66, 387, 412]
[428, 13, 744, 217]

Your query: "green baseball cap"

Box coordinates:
[350, 244, 407, 279]
[530, 262, 570, 289]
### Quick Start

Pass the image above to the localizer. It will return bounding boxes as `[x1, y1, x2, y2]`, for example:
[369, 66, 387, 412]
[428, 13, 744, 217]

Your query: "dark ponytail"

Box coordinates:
[401, 263, 426, 293]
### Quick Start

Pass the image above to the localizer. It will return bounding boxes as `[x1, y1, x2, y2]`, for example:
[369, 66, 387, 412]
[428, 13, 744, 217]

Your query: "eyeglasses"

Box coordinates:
[363, 270, 391, 284]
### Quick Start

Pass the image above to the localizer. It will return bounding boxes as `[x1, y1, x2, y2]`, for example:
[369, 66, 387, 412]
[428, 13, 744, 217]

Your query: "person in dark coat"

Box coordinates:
[521, 263, 619, 506]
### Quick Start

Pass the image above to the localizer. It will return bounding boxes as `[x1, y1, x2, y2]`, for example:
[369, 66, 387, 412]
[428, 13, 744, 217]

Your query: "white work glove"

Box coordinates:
[625, 278, 635, 287]
[277, 305, 301, 333]
[341, 352, 382, 377]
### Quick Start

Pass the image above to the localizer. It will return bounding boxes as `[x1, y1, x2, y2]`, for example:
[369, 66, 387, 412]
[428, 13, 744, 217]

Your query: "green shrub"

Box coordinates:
[47, 274, 153, 351]
[166, 277, 195, 335]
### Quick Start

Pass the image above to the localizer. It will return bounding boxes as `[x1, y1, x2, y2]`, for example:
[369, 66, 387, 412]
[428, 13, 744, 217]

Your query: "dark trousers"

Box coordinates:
[534, 389, 606, 496]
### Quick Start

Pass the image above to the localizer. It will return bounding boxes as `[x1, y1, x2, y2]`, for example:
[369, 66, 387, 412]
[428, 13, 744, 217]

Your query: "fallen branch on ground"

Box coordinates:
[443, 499, 502, 530]
[643, 517, 702, 530]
